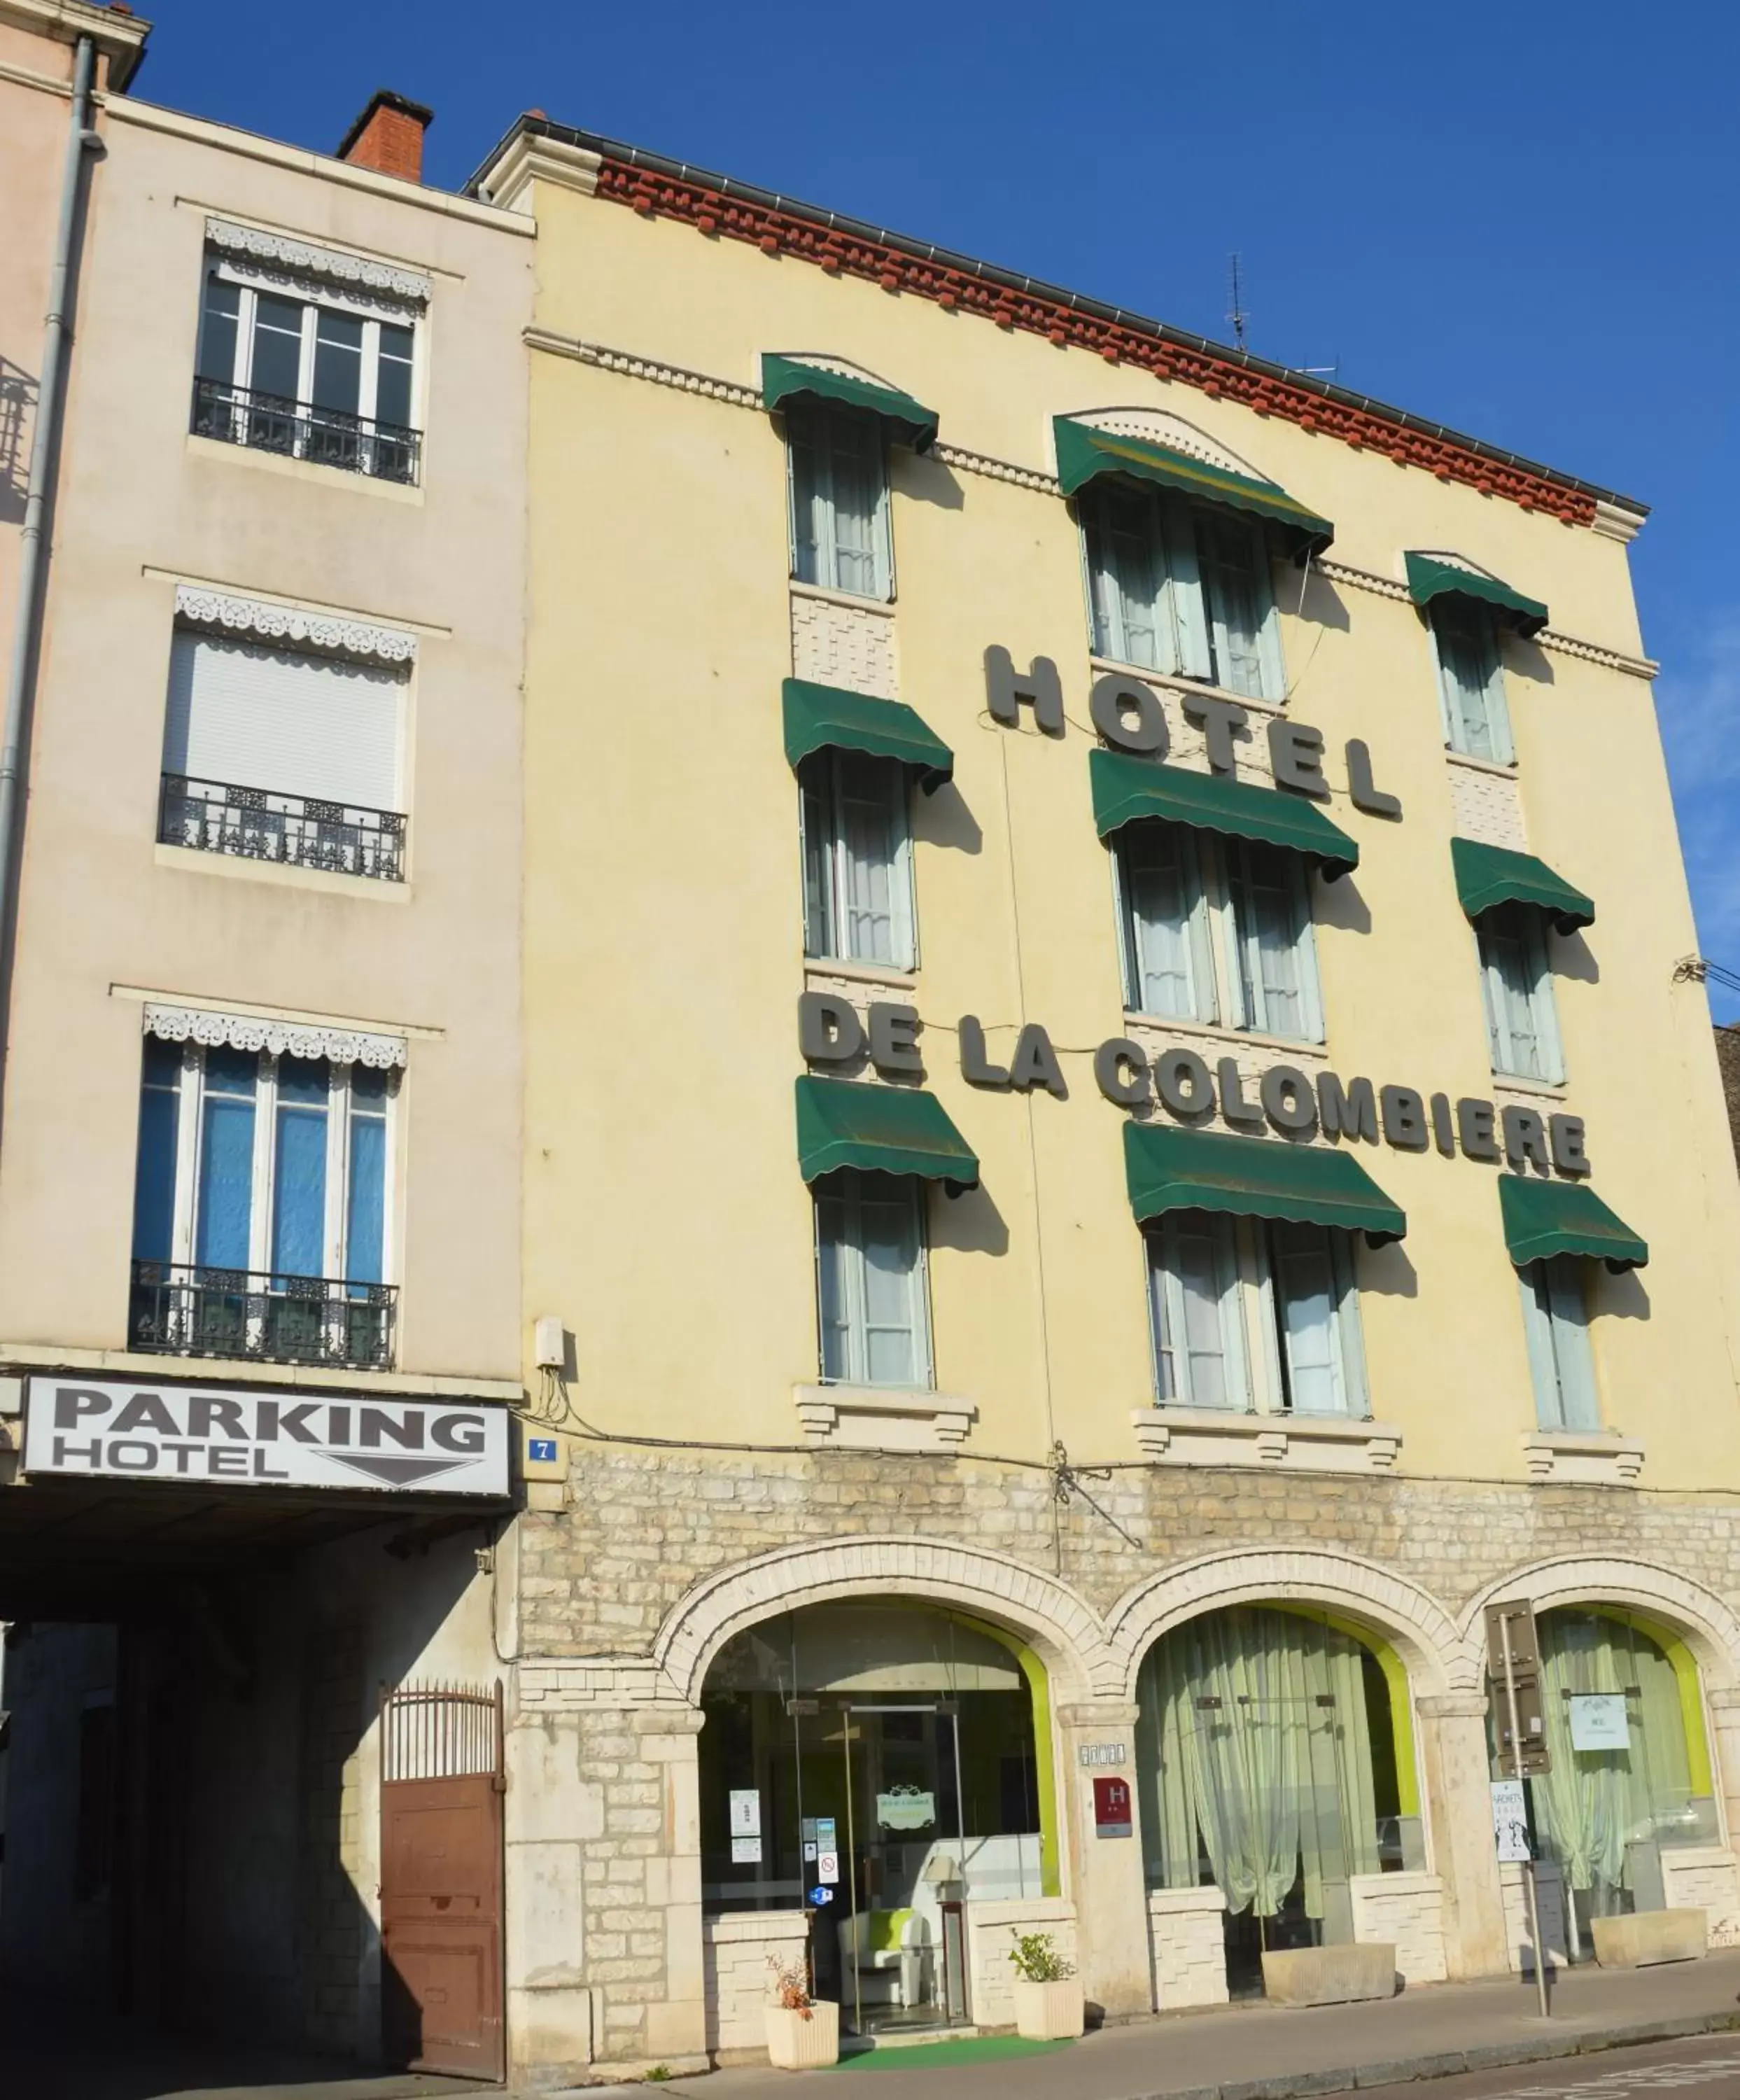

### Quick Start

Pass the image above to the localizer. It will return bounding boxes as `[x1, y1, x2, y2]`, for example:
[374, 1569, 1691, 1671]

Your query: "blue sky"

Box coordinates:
[131, 1, 1739, 1014]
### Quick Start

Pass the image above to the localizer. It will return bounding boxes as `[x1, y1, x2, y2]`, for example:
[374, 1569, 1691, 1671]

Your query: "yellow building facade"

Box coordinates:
[477, 116, 1740, 2076]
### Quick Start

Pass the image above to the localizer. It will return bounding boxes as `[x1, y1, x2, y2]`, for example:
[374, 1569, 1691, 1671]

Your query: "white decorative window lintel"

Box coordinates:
[143, 1003, 407, 1070]
[205, 217, 430, 307]
[173, 583, 416, 667]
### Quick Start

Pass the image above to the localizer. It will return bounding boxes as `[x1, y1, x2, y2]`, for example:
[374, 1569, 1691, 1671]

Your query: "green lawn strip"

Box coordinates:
[830, 2035, 1075, 2070]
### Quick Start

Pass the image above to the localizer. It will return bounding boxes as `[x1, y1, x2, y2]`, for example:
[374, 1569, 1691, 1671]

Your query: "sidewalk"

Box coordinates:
[620, 1953, 1740, 2100]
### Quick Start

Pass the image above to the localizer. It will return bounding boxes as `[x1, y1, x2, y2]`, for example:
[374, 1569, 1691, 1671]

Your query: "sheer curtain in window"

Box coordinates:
[1195, 510, 1281, 701]
[1432, 599, 1514, 763]
[1268, 1223, 1367, 1418]
[787, 405, 890, 599]
[1478, 906, 1562, 1082]
[1116, 821, 1217, 1021]
[1226, 841, 1323, 1042]
[1148, 1212, 1248, 1409]
[799, 752, 914, 968]
[1137, 1607, 1383, 1917]
[1081, 487, 1211, 678]
[815, 1171, 931, 1387]
[1520, 1255, 1599, 1430]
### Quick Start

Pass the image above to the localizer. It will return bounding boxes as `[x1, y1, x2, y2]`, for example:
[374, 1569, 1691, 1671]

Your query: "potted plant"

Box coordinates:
[765, 1954, 839, 2071]
[1006, 1931, 1083, 2040]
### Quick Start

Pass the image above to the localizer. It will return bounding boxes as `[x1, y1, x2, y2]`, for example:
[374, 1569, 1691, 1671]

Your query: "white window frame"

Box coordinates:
[1429, 597, 1515, 764]
[799, 750, 917, 970]
[1475, 905, 1564, 1083]
[1112, 822, 1324, 1044]
[1111, 820, 1219, 1023]
[1256, 1222, 1370, 1420]
[813, 1171, 934, 1389]
[197, 259, 423, 449]
[1145, 1212, 1251, 1410]
[1520, 1255, 1601, 1431]
[785, 402, 893, 602]
[150, 1041, 398, 1286]
[1079, 486, 1284, 701]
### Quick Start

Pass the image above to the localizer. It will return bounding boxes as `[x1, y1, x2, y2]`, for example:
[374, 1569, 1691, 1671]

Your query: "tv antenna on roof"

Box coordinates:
[1227, 253, 1249, 351]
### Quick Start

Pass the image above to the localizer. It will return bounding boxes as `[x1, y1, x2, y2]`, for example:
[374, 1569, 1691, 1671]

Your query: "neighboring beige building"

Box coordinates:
[471, 116, 1740, 2079]
[0, 8, 531, 2076]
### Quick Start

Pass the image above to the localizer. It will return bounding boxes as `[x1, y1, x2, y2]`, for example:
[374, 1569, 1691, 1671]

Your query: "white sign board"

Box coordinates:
[1491, 1778, 1531, 1863]
[730, 1835, 763, 1864]
[817, 1849, 840, 1886]
[1569, 1693, 1630, 1752]
[729, 1789, 762, 1838]
[23, 1377, 509, 1496]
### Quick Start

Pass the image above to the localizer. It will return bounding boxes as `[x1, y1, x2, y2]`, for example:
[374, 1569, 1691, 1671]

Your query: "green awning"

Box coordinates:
[1405, 552, 1548, 638]
[796, 1075, 978, 1189]
[1123, 1122, 1406, 1246]
[1091, 748, 1359, 880]
[1499, 1174, 1647, 1273]
[763, 355, 938, 453]
[1053, 418, 1333, 560]
[1451, 836, 1594, 934]
[783, 679, 953, 793]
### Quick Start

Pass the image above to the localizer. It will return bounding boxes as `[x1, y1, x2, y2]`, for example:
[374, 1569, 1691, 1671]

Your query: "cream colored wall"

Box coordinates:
[0, 104, 533, 1380]
[519, 177, 1740, 1490]
[0, 28, 80, 729]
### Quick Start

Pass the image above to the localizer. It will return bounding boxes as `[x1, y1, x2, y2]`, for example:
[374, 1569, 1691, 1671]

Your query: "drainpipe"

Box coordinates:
[0, 32, 99, 1059]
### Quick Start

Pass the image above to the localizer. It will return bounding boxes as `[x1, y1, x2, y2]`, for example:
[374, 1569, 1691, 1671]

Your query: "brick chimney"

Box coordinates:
[337, 90, 433, 183]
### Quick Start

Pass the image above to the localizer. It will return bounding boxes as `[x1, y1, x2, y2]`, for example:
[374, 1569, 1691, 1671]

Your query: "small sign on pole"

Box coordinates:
[1093, 1774, 1132, 1838]
[1491, 1779, 1531, 1863]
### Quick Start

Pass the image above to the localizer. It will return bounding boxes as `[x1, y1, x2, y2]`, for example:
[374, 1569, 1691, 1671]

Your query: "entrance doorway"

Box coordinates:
[379, 1681, 505, 2080]
[700, 1602, 1055, 2038]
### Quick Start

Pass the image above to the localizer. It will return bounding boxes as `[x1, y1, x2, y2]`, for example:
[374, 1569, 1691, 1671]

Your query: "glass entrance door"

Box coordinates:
[829, 1701, 970, 2035]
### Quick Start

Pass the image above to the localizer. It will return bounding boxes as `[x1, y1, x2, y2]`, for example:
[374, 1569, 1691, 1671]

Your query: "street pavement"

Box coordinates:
[1361, 2033, 1740, 2098]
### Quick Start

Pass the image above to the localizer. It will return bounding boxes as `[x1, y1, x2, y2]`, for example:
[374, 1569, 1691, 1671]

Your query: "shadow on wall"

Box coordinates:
[0, 1521, 492, 2086]
[0, 358, 38, 526]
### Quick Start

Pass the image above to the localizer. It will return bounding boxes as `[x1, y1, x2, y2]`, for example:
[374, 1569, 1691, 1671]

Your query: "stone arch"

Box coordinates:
[1456, 1556, 1740, 1692]
[653, 1534, 1117, 1708]
[1104, 1546, 1466, 1700]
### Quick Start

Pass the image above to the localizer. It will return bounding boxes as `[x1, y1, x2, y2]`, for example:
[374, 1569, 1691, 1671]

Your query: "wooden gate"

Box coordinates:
[379, 1681, 505, 2080]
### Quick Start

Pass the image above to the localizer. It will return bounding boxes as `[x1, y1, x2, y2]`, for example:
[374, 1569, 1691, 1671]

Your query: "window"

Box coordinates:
[192, 262, 421, 484]
[800, 750, 915, 969]
[1475, 904, 1563, 1082]
[1147, 1212, 1249, 1408]
[129, 1036, 396, 1368]
[1113, 821, 1323, 1043]
[1081, 486, 1283, 701]
[1430, 598, 1513, 763]
[1225, 839, 1323, 1041]
[786, 403, 891, 599]
[1145, 1214, 1369, 1419]
[160, 630, 407, 881]
[1520, 1255, 1599, 1431]
[1114, 821, 1218, 1023]
[814, 1170, 932, 1387]
[1265, 1221, 1368, 1418]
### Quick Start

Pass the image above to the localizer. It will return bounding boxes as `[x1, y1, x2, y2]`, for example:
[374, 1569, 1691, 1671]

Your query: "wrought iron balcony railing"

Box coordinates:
[129, 1260, 398, 1371]
[190, 374, 422, 486]
[160, 773, 407, 883]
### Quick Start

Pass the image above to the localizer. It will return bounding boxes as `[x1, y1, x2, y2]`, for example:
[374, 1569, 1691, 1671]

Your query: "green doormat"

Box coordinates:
[831, 2035, 1075, 2070]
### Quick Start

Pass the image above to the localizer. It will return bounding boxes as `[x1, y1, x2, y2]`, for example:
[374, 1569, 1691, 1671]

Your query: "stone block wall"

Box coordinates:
[703, 1910, 809, 2060]
[518, 1448, 1740, 1658]
[1349, 1870, 1447, 1983]
[1147, 1885, 1229, 2009]
[964, 1896, 1076, 2029]
[1660, 1845, 1740, 1948]
[1499, 1859, 1569, 1973]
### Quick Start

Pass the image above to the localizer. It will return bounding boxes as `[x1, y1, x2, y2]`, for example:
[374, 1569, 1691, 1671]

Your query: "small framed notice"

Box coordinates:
[729, 1788, 762, 1838]
[1491, 1778, 1530, 1863]
[731, 1835, 763, 1865]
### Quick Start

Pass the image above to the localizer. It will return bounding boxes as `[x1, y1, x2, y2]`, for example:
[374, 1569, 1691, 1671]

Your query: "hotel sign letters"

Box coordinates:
[799, 993, 1591, 1183]
[23, 1377, 511, 1495]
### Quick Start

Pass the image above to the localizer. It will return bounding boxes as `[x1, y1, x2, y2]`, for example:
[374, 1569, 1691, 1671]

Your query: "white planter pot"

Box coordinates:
[765, 1998, 840, 2071]
[1011, 1974, 1083, 2040]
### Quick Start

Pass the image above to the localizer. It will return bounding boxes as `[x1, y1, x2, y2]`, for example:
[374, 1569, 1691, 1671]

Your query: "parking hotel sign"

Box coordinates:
[23, 1376, 510, 1495]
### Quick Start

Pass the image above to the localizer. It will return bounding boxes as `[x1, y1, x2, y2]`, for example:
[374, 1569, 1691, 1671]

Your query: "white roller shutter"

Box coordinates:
[164, 632, 405, 811]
